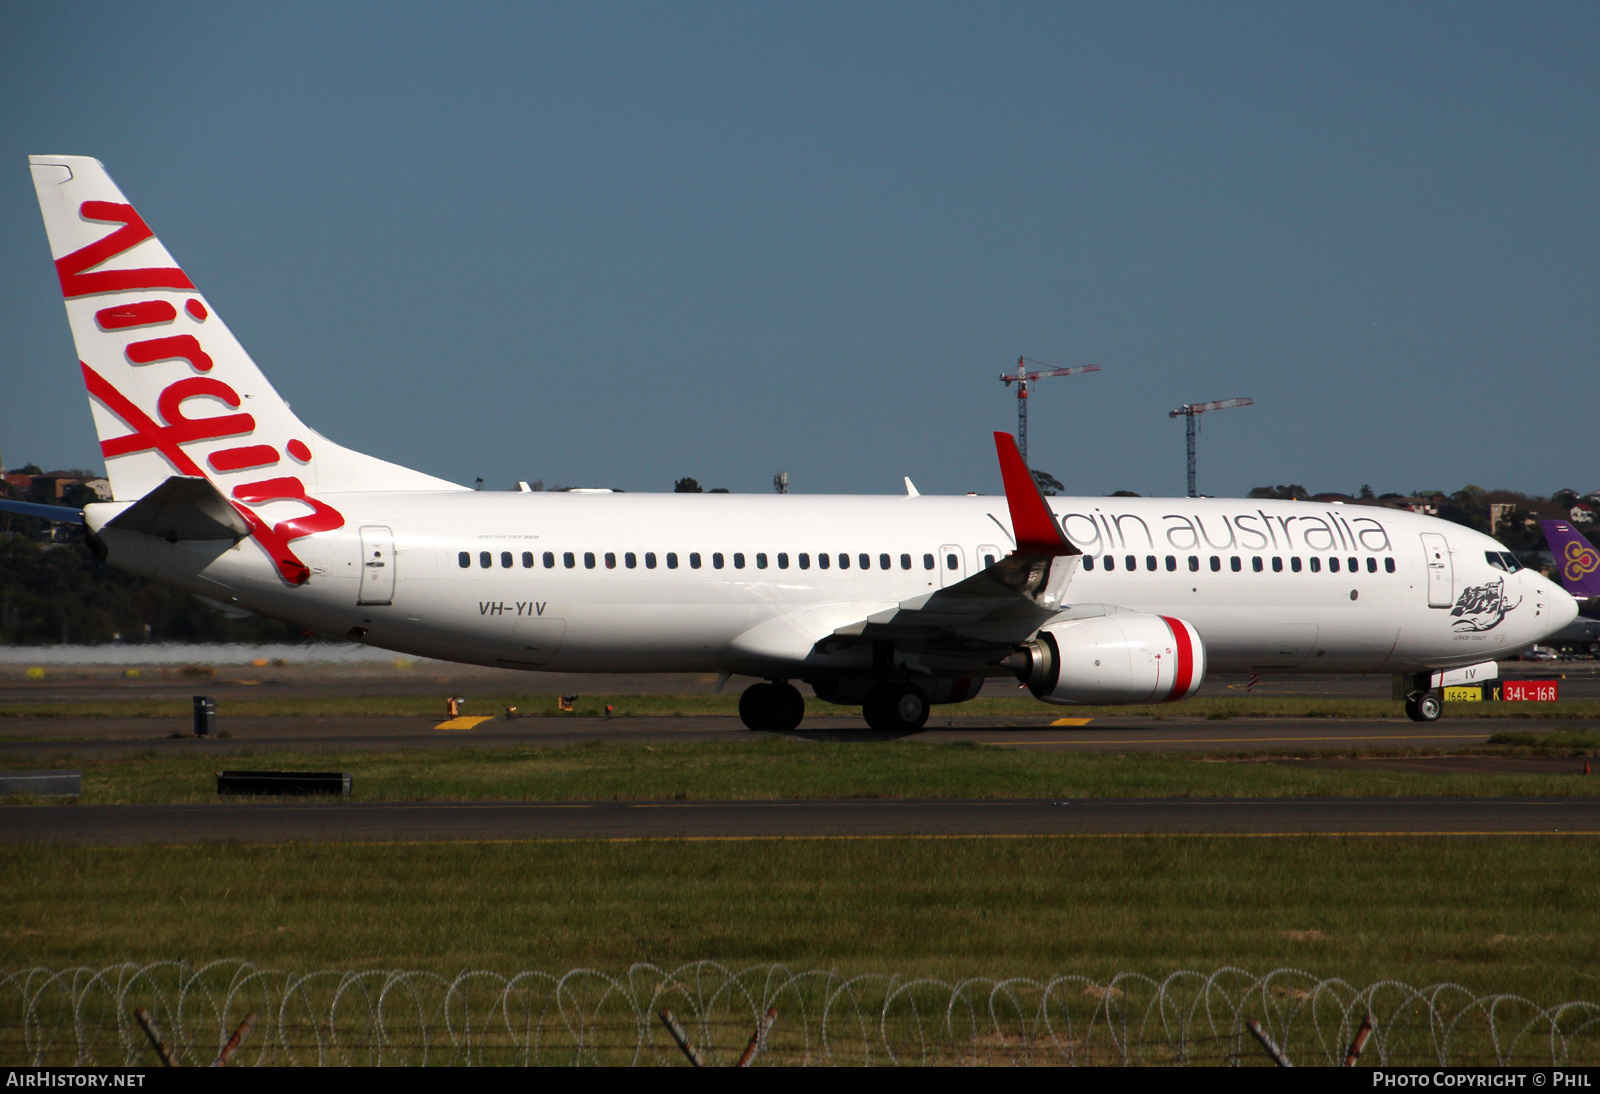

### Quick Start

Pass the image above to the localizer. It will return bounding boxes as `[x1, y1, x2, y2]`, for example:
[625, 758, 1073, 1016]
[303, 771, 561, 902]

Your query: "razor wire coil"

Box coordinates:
[2, 961, 1597, 1067]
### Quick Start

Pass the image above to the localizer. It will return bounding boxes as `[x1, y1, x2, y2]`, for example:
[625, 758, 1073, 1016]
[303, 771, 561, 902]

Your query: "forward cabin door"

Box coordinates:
[1420, 532, 1453, 608]
[358, 526, 396, 605]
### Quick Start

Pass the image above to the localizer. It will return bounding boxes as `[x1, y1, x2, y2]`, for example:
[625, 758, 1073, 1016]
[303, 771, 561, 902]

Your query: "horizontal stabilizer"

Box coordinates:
[105, 476, 251, 541]
[0, 498, 85, 524]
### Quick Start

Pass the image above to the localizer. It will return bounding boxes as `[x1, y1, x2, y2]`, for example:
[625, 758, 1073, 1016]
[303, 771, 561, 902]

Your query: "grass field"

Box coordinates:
[5, 739, 1600, 804]
[3, 693, 1597, 720]
[3, 836, 1596, 1006]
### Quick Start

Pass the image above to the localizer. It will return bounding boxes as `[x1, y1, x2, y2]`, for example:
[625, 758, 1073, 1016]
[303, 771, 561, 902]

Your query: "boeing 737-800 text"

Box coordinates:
[13, 156, 1577, 730]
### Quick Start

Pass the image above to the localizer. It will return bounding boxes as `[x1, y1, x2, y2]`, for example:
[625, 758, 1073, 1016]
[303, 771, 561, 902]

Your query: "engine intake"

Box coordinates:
[1004, 614, 1205, 705]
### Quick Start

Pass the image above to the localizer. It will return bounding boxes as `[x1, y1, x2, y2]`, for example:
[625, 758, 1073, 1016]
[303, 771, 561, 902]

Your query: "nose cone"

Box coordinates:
[1535, 573, 1579, 640]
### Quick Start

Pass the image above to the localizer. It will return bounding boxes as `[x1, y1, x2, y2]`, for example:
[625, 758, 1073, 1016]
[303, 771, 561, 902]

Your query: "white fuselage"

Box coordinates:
[86, 490, 1577, 681]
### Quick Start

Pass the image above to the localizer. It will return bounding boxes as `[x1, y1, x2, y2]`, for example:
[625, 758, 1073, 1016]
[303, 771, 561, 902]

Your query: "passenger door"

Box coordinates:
[357, 526, 395, 606]
[1420, 533, 1453, 608]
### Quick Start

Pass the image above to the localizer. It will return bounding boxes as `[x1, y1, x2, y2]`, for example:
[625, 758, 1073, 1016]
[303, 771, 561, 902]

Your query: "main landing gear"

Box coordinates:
[862, 681, 930, 733]
[738, 681, 806, 731]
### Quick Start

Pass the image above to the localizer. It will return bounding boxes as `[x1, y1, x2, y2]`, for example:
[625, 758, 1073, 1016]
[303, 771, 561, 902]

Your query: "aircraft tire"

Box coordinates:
[739, 682, 777, 731]
[768, 682, 806, 731]
[862, 682, 930, 733]
[1404, 691, 1443, 722]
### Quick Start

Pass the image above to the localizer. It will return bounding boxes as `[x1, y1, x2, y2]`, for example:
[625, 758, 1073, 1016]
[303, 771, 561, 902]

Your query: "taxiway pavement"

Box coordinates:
[3, 796, 1597, 845]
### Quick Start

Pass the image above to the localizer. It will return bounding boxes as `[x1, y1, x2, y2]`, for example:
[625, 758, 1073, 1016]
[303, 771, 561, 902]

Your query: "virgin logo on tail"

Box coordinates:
[60, 199, 344, 585]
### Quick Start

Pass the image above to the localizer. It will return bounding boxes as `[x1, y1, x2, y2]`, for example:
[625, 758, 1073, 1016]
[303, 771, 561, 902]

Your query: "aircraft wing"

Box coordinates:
[822, 433, 1082, 655]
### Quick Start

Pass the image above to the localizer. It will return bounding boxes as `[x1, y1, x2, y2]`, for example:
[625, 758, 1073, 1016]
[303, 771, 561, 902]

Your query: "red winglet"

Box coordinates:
[993, 432, 1077, 556]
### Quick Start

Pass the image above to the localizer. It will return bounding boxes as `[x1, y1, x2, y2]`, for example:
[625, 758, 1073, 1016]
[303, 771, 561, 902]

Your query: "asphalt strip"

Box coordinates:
[3, 797, 1599, 846]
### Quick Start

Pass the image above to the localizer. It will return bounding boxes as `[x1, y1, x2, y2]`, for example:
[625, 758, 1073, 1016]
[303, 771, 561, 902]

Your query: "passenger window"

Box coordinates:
[778, 552, 789, 569]
[543, 551, 555, 568]
[734, 553, 745, 569]
[480, 551, 492, 569]
[1083, 555, 1095, 571]
[584, 552, 596, 569]
[1251, 556, 1263, 572]
[1385, 557, 1395, 573]
[1103, 555, 1115, 571]
[1366, 557, 1376, 573]
[839, 554, 849, 569]
[522, 551, 534, 568]
[946, 553, 959, 570]
[712, 552, 724, 569]
[1209, 556, 1220, 572]
[1309, 557, 1321, 573]
[799, 553, 811, 570]
[1165, 555, 1176, 571]
[666, 552, 679, 569]
[1188, 556, 1199, 572]
[1291, 557, 1302, 572]
[1329, 557, 1340, 573]
[501, 551, 513, 568]
[819, 553, 830, 570]
[458, 551, 470, 568]
[900, 553, 912, 570]
[563, 551, 576, 569]
[923, 553, 935, 570]
[604, 552, 616, 569]
[625, 552, 637, 569]
[1272, 556, 1283, 572]
[690, 552, 702, 569]
[645, 552, 657, 569]
[880, 553, 891, 570]
[1348, 557, 1358, 572]
[756, 553, 767, 569]
[1146, 556, 1157, 571]
[1125, 555, 1136, 571]
[984, 553, 996, 568]
[859, 553, 871, 570]
[1230, 556, 1241, 572]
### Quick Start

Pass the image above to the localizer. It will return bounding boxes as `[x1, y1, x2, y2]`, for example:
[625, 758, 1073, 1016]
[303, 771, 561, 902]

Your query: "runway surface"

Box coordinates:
[0, 713, 1581, 760]
[4, 796, 1598, 845]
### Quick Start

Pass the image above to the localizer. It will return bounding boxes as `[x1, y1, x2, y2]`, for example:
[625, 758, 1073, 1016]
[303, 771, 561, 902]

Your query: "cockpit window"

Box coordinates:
[1502, 552, 1522, 572]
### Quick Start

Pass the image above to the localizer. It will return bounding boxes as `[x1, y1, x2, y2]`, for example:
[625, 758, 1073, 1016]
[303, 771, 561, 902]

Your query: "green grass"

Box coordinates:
[6, 739, 1598, 804]
[3, 836, 1596, 1005]
[1485, 729, 1600, 752]
[2, 693, 1597, 719]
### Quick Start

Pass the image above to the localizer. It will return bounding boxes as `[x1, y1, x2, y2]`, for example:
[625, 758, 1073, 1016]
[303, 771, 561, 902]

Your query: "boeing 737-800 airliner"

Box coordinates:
[12, 156, 1577, 731]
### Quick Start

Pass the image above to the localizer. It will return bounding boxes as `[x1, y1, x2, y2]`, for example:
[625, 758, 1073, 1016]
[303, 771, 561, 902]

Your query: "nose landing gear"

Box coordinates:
[1404, 690, 1443, 722]
[738, 680, 806, 731]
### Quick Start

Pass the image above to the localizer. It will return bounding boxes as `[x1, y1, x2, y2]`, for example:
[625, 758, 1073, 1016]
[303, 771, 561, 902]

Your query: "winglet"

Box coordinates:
[993, 432, 1077, 556]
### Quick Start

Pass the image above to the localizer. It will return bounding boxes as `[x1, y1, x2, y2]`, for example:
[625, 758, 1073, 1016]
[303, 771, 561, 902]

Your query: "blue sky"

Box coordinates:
[1, 2, 1595, 498]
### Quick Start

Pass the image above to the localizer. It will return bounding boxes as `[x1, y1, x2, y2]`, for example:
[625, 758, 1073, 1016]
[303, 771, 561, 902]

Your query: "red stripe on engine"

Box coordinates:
[1160, 616, 1193, 701]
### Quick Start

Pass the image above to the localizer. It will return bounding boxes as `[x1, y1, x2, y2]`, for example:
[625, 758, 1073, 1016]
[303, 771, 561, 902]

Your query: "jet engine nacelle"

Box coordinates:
[1006, 614, 1206, 705]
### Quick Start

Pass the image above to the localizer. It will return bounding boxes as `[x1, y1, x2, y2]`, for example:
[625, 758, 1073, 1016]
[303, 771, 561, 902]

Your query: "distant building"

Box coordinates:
[1572, 504, 1595, 525]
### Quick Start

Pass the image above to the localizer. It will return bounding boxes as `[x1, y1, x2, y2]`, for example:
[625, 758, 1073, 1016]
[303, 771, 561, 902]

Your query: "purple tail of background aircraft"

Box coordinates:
[1540, 520, 1600, 601]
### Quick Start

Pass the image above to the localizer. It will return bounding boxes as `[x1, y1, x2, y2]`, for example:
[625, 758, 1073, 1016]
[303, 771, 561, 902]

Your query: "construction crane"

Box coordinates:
[1168, 397, 1254, 498]
[998, 356, 1100, 465]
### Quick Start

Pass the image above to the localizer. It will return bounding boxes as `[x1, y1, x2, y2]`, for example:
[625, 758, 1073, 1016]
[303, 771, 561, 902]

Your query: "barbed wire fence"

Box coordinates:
[2, 962, 1597, 1067]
